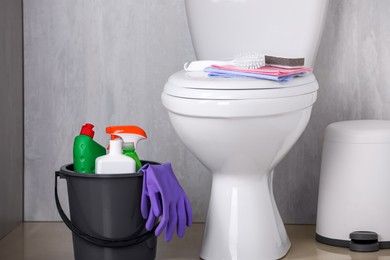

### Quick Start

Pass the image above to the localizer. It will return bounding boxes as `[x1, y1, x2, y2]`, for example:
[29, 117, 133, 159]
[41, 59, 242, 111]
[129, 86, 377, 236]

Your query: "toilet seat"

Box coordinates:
[162, 70, 318, 118]
[163, 70, 318, 100]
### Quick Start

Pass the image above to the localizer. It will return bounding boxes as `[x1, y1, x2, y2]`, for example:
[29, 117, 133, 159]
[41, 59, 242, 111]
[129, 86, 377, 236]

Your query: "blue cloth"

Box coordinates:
[204, 66, 306, 82]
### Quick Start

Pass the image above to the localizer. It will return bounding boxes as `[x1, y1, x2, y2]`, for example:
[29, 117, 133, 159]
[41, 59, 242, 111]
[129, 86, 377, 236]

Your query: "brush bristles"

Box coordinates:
[233, 52, 265, 70]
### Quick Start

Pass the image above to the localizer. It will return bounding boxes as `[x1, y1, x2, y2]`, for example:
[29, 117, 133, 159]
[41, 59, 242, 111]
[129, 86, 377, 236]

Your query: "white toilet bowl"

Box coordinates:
[161, 0, 328, 259]
[162, 71, 318, 259]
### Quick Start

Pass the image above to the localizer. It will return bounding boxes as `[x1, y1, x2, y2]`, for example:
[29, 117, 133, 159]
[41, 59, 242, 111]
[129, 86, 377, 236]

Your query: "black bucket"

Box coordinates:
[55, 161, 158, 260]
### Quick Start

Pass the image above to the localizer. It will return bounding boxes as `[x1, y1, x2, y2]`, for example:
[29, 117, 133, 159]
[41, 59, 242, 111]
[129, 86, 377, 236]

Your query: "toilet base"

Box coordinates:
[199, 170, 290, 260]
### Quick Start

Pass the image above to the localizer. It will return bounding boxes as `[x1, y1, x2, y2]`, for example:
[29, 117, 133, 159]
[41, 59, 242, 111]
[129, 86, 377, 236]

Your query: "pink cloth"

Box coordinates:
[211, 65, 313, 76]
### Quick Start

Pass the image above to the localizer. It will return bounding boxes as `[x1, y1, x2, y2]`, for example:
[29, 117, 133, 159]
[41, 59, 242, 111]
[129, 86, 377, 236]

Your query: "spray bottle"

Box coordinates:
[106, 126, 147, 171]
[73, 123, 106, 173]
[95, 138, 136, 174]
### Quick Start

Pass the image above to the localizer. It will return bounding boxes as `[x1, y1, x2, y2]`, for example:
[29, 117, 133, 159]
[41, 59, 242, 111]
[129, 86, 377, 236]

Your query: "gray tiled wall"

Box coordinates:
[0, 0, 23, 238]
[274, 0, 390, 223]
[24, 0, 390, 223]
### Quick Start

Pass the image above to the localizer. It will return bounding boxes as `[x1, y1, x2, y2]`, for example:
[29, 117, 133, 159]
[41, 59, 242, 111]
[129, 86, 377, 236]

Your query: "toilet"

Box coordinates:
[161, 0, 329, 259]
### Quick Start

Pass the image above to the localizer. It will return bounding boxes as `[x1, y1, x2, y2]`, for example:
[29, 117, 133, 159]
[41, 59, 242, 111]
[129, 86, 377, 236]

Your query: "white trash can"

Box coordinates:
[316, 120, 390, 252]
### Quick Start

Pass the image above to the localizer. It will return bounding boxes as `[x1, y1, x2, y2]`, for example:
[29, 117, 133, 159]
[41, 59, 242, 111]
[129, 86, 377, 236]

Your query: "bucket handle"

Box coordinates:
[55, 171, 158, 248]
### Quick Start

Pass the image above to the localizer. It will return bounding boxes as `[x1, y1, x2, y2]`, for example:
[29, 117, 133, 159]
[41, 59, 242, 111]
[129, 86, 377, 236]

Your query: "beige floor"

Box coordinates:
[0, 223, 389, 259]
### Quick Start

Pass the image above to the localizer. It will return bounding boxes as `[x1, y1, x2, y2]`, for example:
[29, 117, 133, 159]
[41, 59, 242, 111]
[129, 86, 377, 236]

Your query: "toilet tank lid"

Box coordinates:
[324, 120, 390, 143]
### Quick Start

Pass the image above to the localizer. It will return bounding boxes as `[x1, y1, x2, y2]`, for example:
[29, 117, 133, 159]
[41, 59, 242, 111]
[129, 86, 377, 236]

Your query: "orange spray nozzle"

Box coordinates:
[106, 125, 147, 150]
[106, 126, 147, 138]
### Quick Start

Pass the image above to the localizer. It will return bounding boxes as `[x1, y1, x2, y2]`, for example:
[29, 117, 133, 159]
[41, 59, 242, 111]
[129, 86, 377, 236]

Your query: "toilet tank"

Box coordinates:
[185, 0, 329, 67]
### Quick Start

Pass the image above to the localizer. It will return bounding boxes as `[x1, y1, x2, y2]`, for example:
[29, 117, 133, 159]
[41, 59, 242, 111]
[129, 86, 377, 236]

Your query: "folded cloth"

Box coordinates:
[211, 65, 313, 76]
[205, 66, 309, 82]
[139, 163, 192, 241]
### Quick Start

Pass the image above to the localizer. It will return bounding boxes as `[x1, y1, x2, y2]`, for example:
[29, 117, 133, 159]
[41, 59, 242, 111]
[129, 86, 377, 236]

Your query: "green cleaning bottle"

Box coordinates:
[106, 125, 147, 171]
[73, 123, 106, 173]
[122, 143, 142, 171]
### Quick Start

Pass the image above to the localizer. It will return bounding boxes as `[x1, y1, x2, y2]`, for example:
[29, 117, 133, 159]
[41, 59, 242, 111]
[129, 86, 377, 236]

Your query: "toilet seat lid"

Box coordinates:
[163, 70, 318, 99]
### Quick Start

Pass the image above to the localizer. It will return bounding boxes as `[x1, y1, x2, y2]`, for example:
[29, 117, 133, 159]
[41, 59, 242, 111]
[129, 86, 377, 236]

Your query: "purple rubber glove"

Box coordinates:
[139, 163, 192, 241]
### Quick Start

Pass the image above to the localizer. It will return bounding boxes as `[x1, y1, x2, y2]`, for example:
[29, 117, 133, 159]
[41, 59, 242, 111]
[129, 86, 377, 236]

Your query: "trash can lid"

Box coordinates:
[324, 120, 390, 143]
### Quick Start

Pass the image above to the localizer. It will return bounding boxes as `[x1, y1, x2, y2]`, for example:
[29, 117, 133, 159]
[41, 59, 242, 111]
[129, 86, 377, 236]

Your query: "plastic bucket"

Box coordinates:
[55, 162, 158, 260]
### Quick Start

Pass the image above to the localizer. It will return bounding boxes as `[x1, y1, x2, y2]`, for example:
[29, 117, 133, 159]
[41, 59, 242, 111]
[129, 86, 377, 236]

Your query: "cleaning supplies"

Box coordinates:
[265, 56, 304, 68]
[106, 126, 147, 171]
[205, 65, 313, 82]
[139, 163, 192, 241]
[184, 53, 305, 72]
[184, 52, 265, 71]
[73, 123, 106, 174]
[95, 139, 136, 174]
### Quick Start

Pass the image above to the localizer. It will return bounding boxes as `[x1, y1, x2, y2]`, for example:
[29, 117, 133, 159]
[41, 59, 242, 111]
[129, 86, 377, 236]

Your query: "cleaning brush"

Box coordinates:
[184, 52, 266, 72]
